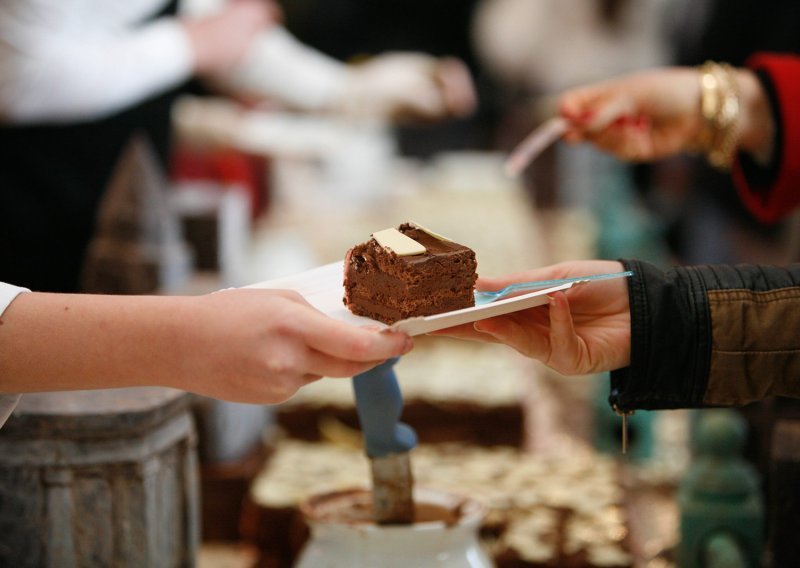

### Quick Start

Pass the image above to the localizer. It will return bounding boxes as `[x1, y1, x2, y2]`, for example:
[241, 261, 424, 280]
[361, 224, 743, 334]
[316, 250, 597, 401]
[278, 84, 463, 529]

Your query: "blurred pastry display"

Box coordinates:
[243, 441, 633, 568]
[275, 336, 529, 447]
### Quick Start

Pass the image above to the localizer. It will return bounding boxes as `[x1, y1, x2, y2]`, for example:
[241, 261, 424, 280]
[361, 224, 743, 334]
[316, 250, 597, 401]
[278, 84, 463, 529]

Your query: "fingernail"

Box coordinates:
[634, 115, 650, 129]
[547, 293, 563, 306]
[401, 337, 414, 354]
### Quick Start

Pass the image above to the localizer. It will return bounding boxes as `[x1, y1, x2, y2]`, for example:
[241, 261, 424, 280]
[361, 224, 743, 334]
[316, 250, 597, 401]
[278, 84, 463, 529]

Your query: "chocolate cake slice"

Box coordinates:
[343, 222, 478, 325]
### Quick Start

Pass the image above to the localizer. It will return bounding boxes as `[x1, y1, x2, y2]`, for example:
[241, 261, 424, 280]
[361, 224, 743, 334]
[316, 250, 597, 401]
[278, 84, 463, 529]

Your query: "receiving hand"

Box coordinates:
[436, 260, 631, 376]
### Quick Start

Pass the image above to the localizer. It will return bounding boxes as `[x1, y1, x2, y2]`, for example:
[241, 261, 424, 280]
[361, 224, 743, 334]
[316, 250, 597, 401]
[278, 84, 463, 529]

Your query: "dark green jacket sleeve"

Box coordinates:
[610, 259, 800, 411]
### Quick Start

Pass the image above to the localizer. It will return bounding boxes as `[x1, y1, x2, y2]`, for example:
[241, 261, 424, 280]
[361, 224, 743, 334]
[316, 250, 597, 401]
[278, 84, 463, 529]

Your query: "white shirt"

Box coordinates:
[0, 0, 346, 124]
[0, 282, 29, 428]
[0, 0, 193, 123]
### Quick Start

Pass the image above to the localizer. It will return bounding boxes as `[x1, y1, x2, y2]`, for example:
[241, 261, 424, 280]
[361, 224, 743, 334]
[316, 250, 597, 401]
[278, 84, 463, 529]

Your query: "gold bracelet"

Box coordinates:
[698, 61, 740, 169]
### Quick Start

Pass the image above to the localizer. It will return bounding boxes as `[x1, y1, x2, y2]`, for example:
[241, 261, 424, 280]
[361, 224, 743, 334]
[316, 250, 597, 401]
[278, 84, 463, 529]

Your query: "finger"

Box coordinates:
[304, 348, 391, 378]
[302, 373, 323, 385]
[431, 322, 503, 343]
[604, 117, 655, 161]
[473, 315, 550, 360]
[476, 265, 575, 292]
[558, 88, 599, 122]
[300, 313, 413, 362]
[477, 272, 548, 292]
[587, 123, 643, 159]
[475, 276, 510, 292]
[436, 58, 477, 117]
[585, 96, 637, 132]
[546, 292, 585, 370]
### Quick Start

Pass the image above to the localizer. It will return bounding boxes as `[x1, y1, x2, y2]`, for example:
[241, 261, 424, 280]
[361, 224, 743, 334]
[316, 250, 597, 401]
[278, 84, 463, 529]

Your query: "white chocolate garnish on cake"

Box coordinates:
[406, 221, 453, 242]
[372, 227, 426, 256]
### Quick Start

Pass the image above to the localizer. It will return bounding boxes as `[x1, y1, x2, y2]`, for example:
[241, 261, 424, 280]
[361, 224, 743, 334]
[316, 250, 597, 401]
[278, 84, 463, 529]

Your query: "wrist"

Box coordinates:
[151, 296, 206, 392]
[735, 69, 775, 165]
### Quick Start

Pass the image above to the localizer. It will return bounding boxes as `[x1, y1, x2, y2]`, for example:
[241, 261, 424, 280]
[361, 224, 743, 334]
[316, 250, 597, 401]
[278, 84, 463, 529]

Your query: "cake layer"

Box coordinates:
[343, 222, 477, 324]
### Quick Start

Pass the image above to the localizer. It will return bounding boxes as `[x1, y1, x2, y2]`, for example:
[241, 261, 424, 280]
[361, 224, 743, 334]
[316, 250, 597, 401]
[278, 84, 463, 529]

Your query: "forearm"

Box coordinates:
[0, 293, 196, 393]
[610, 260, 710, 412]
[611, 260, 800, 411]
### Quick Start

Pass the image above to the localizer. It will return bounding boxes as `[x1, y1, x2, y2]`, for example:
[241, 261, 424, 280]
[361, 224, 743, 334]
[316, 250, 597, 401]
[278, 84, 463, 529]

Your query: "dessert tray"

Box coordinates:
[246, 261, 575, 336]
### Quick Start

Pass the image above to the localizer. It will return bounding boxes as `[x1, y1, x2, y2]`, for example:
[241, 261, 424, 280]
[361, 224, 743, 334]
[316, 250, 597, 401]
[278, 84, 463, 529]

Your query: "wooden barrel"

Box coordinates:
[0, 388, 199, 567]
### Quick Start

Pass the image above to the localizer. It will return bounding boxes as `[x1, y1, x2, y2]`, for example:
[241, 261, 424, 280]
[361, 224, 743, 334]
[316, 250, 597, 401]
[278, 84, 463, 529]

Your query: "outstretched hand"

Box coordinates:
[556, 66, 772, 164]
[342, 53, 477, 123]
[558, 68, 703, 162]
[436, 260, 631, 376]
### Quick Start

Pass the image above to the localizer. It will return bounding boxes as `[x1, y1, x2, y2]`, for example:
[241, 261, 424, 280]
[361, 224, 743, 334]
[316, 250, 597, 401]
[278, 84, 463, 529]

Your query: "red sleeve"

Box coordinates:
[731, 53, 800, 223]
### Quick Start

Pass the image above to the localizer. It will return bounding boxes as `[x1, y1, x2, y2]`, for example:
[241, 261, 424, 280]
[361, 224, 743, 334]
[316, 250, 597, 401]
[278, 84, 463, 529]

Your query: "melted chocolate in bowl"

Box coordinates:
[301, 488, 476, 527]
[295, 487, 494, 568]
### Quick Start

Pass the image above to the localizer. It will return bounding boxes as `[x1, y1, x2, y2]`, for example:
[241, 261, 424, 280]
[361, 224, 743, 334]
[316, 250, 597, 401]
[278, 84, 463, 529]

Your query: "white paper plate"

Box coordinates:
[246, 261, 573, 336]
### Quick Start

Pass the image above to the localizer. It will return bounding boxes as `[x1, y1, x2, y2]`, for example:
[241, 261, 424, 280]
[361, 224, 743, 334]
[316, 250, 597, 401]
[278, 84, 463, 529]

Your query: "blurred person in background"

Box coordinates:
[0, 0, 476, 294]
[471, 0, 673, 208]
[273, 0, 488, 157]
[438, 51, 800, 407]
[441, 51, 800, 381]
[556, 54, 795, 221]
[659, 0, 800, 267]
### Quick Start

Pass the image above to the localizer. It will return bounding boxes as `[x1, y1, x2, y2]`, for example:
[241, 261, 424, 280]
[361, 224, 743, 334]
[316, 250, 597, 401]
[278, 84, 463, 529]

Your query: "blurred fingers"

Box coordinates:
[436, 57, 477, 117]
[584, 96, 637, 132]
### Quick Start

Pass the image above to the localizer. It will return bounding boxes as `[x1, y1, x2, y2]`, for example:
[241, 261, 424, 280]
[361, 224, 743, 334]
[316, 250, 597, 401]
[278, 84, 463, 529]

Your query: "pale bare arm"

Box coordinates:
[0, 289, 412, 404]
